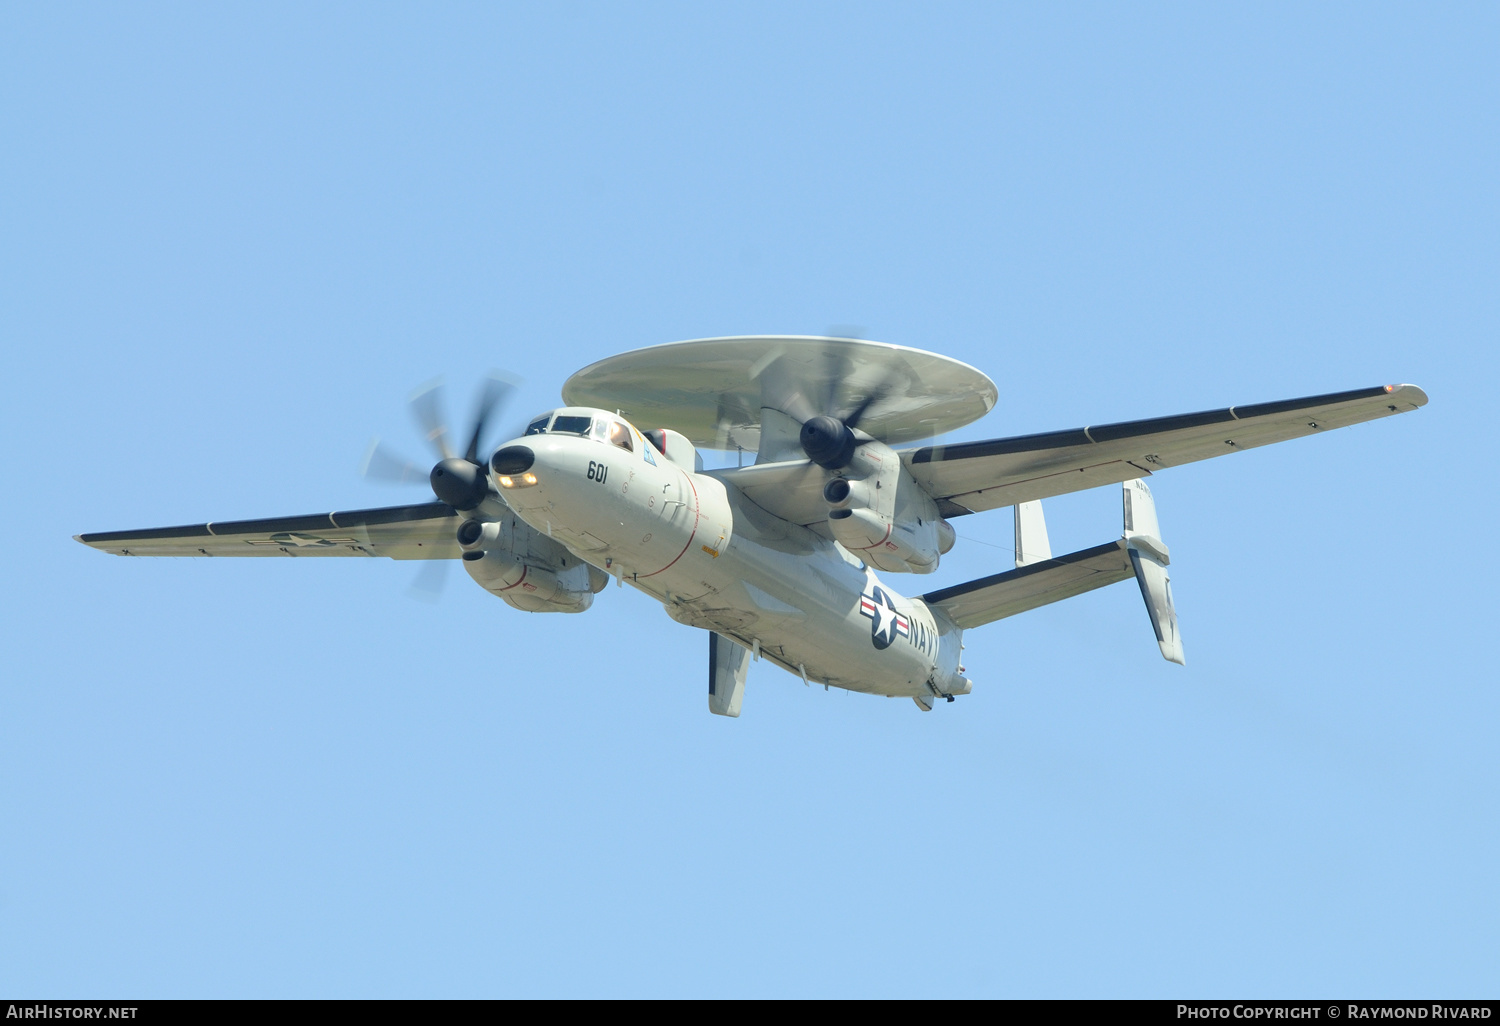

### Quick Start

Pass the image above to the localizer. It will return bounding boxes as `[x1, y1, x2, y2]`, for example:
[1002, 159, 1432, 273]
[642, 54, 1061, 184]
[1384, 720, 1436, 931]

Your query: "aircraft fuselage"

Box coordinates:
[493, 411, 967, 700]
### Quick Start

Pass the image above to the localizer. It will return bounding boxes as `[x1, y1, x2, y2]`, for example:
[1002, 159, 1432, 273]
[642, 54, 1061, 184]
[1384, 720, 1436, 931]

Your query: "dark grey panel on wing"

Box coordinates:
[77, 502, 456, 545]
[900, 384, 1425, 515]
[920, 539, 1135, 630]
[908, 385, 1392, 467]
[909, 428, 1092, 465]
[76, 522, 215, 544]
[1231, 385, 1393, 420]
[922, 540, 1127, 604]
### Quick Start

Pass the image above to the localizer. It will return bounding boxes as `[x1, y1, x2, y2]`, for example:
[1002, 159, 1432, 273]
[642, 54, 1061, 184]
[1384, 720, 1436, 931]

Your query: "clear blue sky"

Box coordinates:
[2, 2, 1495, 998]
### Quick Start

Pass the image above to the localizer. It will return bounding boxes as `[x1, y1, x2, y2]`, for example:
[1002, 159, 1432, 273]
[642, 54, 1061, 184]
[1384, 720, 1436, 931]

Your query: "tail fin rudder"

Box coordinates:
[1123, 479, 1184, 665]
[1014, 500, 1052, 567]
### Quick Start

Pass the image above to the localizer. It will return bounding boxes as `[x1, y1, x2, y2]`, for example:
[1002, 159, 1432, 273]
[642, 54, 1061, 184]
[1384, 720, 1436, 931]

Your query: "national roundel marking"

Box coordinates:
[859, 585, 910, 650]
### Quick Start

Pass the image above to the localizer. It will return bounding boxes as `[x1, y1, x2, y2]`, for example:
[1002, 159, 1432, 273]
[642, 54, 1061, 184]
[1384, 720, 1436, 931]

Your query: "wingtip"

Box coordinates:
[1388, 383, 1429, 407]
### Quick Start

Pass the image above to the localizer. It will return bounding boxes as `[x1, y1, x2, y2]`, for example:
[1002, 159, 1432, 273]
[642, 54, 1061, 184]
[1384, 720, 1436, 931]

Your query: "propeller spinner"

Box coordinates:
[794, 361, 899, 470]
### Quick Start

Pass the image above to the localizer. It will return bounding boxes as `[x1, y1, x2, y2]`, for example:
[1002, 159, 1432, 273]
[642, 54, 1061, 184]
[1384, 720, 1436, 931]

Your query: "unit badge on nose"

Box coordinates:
[859, 585, 910, 650]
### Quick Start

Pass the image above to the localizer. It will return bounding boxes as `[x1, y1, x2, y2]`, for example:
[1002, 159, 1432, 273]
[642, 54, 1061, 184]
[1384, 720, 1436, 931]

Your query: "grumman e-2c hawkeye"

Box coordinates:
[77, 337, 1428, 715]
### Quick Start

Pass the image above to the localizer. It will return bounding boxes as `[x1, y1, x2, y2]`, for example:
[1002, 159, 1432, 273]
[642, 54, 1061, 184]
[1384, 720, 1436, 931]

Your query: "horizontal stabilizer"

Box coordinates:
[709, 632, 750, 717]
[921, 540, 1134, 630]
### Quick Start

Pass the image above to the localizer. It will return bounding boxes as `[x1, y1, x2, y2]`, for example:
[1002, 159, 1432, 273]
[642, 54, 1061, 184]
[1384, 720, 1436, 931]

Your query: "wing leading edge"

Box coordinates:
[905, 383, 1427, 516]
[75, 502, 461, 559]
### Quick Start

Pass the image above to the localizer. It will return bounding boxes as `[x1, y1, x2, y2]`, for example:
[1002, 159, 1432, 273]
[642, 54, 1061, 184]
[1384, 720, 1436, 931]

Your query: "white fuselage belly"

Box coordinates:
[500, 432, 959, 698]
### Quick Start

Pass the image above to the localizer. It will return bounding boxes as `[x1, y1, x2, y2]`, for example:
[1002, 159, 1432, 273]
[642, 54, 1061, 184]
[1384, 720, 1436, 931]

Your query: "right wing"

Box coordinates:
[76, 502, 461, 559]
[904, 383, 1427, 516]
[921, 540, 1134, 629]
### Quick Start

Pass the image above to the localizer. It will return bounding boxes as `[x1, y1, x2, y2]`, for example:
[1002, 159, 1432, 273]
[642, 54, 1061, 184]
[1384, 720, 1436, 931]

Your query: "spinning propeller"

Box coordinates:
[751, 339, 908, 471]
[361, 374, 518, 509]
[360, 375, 518, 599]
[798, 387, 890, 469]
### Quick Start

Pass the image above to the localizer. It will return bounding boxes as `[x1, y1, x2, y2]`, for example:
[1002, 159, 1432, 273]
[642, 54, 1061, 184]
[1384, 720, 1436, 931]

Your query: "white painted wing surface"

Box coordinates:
[905, 384, 1428, 516]
[75, 502, 462, 559]
[921, 539, 1135, 630]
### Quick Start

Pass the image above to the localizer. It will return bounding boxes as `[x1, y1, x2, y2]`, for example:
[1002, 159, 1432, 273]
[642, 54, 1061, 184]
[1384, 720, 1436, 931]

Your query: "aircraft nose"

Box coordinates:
[490, 445, 534, 475]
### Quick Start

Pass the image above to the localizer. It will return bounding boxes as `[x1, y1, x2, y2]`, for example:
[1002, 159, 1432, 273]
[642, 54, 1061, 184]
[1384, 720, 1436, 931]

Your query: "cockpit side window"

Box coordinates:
[551, 415, 593, 436]
[524, 416, 551, 436]
[607, 419, 634, 452]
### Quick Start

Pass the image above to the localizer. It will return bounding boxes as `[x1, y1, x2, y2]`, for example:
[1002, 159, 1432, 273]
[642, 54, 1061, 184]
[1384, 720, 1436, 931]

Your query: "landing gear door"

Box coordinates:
[709, 632, 750, 717]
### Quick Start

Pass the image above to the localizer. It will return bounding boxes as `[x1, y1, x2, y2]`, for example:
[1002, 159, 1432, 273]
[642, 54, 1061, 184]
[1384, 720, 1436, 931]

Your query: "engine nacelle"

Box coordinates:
[828, 506, 944, 574]
[823, 476, 872, 510]
[456, 514, 604, 612]
[822, 441, 949, 574]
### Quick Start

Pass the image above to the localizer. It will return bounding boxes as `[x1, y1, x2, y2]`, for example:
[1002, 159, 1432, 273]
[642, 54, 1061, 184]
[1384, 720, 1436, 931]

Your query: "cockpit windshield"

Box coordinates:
[518, 411, 633, 450]
[551, 415, 593, 436]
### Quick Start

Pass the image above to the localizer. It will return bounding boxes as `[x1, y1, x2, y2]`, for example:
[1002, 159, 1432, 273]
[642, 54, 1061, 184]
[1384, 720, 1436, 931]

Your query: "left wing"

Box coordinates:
[903, 383, 1427, 516]
[76, 502, 461, 559]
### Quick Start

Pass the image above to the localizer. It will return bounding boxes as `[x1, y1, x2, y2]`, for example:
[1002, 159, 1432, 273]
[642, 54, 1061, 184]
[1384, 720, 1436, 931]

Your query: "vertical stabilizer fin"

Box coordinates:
[709, 632, 750, 716]
[1123, 479, 1184, 665]
[1014, 500, 1053, 567]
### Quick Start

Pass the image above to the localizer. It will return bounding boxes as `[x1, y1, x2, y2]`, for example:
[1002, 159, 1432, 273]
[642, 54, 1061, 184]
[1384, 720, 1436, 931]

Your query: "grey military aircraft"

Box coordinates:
[77, 336, 1427, 715]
